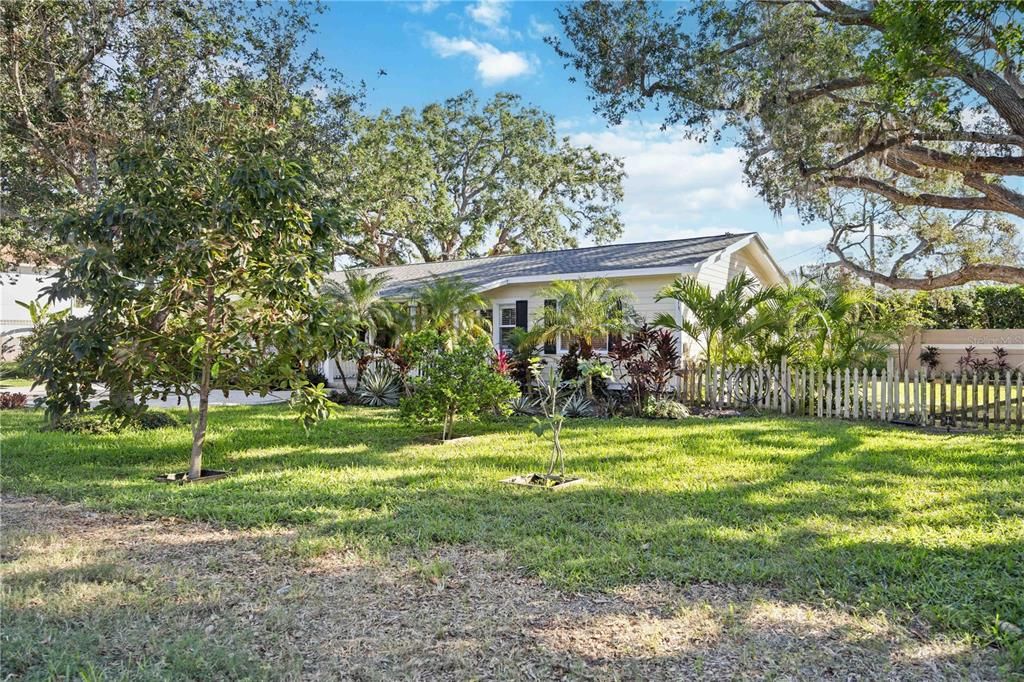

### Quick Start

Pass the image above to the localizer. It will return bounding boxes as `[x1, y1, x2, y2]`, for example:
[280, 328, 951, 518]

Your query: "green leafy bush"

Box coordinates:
[400, 332, 518, 440]
[52, 410, 181, 434]
[915, 286, 1024, 329]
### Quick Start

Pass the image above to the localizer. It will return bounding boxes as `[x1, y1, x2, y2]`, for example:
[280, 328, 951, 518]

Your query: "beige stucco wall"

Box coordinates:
[899, 328, 1024, 373]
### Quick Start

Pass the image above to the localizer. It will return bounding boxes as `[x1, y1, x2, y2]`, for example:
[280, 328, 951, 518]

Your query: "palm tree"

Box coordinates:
[323, 271, 396, 393]
[654, 273, 779, 407]
[534, 278, 635, 356]
[534, 278, 635, 398]
[415, 276, 490, 339]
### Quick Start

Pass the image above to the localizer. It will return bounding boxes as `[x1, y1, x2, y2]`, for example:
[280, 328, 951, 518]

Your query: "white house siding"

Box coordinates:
[482, 272, 685, 361]
[693, 240, 784, 295]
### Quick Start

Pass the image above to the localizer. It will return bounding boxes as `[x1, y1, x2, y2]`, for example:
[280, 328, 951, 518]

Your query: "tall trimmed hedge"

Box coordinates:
[914, 286, 1024, 329]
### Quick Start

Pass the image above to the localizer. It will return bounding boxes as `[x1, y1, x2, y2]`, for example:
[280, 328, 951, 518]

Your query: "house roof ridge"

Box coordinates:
[357, 232, 752, 272]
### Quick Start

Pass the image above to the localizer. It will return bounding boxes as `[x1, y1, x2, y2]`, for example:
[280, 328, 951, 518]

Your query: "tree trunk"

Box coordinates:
[334, 358, 353, 395]
[188, 355, 211, 480]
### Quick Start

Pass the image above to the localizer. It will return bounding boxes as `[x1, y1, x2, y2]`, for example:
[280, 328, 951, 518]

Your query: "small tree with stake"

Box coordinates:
[530, 364, 581, 483]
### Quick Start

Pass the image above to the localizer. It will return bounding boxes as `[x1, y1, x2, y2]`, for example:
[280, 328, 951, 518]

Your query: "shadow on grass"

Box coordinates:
[3, 406, 1022, 645]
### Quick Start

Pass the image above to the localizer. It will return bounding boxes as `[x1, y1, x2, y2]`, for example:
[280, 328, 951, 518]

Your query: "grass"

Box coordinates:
[3, 405, 1023, 665]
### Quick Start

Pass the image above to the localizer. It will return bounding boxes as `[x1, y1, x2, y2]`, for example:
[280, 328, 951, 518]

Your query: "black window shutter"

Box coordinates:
[515, 300, 528, 331]
[608, 299, 624, 349]
[543, 299, 557, 354]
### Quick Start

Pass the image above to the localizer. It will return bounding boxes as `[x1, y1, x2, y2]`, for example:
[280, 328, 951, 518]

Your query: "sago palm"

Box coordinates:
[415, 276, 490, 339]
[654, 272, 779, 406]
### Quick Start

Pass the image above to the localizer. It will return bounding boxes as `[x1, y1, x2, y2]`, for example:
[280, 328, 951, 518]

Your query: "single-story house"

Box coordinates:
[323, 232, 787, 383]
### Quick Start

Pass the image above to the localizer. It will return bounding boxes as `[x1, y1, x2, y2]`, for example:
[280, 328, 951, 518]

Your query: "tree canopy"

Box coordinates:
[337, 91, 625, 265]
[40, 89, 343, 479]
[1, 0, 357, 269]
[551, 0, 1024, 289]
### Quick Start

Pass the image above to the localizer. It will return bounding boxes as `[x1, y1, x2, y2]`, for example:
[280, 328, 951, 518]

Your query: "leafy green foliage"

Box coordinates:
[336, 91, 625, 264]
[642, 396, 689, 420]
[551, 1, 1024, 287]
[413, 276, 490, 340]
[44, 91, 344, 478]
[916, 286, 1024, 329]
[1, 0, 356, 269]
[400, 332, 518, 440]
[656, 273, 779, 401]
[535, 278, 635, 357]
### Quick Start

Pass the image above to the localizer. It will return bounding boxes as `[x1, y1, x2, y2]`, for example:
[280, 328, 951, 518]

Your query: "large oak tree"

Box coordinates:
[337, 91, 625, 265]
[551, 0, 1024, 289]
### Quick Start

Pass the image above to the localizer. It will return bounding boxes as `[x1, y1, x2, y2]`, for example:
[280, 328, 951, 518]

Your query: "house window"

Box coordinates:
[498, 304, 517, 351]
[557, 334, 610, 355]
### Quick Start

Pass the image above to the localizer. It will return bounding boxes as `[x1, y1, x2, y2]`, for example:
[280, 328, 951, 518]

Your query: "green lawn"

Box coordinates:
[3, 405, 1022, 657]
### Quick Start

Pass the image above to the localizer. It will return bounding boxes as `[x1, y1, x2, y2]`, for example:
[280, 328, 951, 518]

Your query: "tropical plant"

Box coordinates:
[655, 273, 779, 406]
[535, 278, 635, 359]
[502, 327, 544, 392]
[323, 271, 398, 393]
[400, 332, 518, 441]
[508, 394, 539, 416]
[919, 346, 941, 373]
[642, 396, 689, 420]
[0, 392, 28, 409]
[357, 365, 401, 407]
[529, 366, 577, 479]
[561, 391, 595, 418]
[414, 276, 490, 340]
[608, 324, 681, 412]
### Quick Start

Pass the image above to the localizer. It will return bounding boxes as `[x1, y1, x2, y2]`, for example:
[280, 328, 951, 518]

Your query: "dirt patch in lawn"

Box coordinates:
[1, 496, 1003, 680]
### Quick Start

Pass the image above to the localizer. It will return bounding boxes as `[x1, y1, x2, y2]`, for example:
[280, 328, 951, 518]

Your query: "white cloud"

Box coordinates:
[466, 0, 508, 30]
[426, 33, 534, 84]
[407, 0, 447, 13]
[528, 15, 555, 39]
[567, 123, 758, 241]
[763, 228, 832, 248]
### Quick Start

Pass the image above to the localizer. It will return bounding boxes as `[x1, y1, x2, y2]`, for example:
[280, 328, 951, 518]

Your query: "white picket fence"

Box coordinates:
[678, 359, 1024, 431]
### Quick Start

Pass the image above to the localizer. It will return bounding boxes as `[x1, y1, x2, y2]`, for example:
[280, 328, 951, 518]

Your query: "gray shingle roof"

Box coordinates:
[337, 233, 753, 298]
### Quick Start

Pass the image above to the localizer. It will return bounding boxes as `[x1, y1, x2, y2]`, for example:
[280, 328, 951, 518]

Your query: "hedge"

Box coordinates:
[915, 285, 1024, 329]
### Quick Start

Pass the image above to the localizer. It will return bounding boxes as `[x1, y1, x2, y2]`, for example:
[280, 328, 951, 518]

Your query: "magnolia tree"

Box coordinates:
[46, 91, 341, 479]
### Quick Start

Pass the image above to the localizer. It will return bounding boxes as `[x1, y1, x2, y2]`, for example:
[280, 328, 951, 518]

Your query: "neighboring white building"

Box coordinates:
[0, 268, 78, 359]
[324, 232, 787, 383]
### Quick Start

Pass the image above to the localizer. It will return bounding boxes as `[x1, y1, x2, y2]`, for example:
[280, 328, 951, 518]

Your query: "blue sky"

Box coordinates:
[315, 0, 830, 271]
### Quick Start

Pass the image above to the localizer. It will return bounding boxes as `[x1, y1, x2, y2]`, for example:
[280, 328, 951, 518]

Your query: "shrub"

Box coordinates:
[643, 397, 689, 419]
[357, 364, 401, 407]
[919, 345, 941, 372]
[52, 410, 181, 434]
[0, 392, 29, 409]
[608, 324, 681, 413]
[136, 410, 180, 429]
[400, 332, 518, 440]
[0, 360, 33, 380]
[305, 366, 329, 388]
